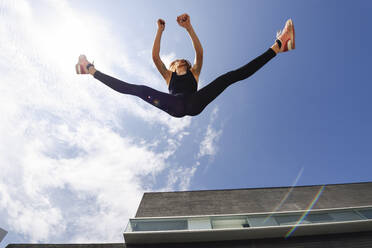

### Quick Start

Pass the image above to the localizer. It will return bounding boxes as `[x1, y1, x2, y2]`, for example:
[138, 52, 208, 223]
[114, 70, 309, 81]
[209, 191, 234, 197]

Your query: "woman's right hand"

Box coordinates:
[157, 19, 165, 32]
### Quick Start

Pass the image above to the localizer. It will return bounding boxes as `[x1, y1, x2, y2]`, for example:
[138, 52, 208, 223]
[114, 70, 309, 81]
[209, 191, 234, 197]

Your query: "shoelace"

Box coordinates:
[275, 30, 283, 49]
[276, 30, 282, 39]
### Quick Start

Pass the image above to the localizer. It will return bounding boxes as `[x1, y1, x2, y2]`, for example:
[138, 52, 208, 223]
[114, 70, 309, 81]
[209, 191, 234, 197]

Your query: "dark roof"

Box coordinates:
[124, 231, 372, 248]
[6, 231, 372, 248]
[136, 181, 372, 217]
[6, 244, 125, 248]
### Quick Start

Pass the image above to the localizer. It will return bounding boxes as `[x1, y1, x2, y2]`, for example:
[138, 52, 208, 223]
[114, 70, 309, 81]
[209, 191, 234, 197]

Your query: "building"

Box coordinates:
[0, 228, 7, 243]
[6, 182, 372, 248]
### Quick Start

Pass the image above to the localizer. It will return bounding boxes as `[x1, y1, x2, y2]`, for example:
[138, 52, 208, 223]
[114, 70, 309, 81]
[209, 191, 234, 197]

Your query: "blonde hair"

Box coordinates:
[169, 59, 192, 72]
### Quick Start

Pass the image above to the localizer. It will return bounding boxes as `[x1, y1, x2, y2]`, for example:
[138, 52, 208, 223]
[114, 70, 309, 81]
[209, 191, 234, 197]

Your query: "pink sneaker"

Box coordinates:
[75, 55, 92, 74]
[276, 19, 295, 52]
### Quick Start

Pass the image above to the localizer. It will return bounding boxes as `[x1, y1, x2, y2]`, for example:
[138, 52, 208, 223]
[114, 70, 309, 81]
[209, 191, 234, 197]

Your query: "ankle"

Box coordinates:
[271, 42, 280, 54]
[86, 63, 96, 75]
[88, 66, 96, 75]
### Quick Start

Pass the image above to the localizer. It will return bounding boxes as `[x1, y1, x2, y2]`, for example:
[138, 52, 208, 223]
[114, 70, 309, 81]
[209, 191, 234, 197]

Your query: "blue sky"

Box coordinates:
[1, 0, 372, 246]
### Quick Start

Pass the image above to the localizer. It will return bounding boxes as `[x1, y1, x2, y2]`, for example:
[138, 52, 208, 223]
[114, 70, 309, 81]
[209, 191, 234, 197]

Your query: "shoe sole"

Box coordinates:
[288, 20, 295, 50]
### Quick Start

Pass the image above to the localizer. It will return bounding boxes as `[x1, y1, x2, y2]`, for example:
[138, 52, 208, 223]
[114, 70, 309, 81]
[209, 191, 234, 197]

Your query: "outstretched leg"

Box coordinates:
[93, 71, 187, 117]
[186, 19, 295, 116]
[76, 56, 186, 118]
[186, 48, 276, 116]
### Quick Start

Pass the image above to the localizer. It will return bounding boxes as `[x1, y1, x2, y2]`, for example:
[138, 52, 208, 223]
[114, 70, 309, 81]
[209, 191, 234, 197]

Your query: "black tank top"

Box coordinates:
[168, 70, 198, 95]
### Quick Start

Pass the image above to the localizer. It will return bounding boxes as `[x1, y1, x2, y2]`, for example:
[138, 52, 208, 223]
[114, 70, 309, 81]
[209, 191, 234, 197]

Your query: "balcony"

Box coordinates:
[124, 206, 372, 244]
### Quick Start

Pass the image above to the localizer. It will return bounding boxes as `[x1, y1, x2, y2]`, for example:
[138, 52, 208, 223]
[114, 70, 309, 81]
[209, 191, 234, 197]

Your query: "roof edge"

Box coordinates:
[142, 181, 372, 195]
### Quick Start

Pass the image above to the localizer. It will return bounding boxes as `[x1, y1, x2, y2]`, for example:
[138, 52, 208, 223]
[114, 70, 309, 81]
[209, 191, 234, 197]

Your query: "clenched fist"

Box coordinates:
[177, 13, 191, 29]
[157, 19, 165, 31]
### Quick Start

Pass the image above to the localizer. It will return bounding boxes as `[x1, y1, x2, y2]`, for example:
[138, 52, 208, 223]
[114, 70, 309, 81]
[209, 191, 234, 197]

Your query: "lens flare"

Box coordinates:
[285, 185, 325, 238]
[263, 167, 304, 224]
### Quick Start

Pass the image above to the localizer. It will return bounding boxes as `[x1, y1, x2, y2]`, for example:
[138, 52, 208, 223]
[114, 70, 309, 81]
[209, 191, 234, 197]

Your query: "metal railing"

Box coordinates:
[125, 207, 372, 233]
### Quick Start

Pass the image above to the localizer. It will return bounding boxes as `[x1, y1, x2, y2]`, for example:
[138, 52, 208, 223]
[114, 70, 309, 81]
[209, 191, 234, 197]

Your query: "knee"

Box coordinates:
[138, 85, 155, 100]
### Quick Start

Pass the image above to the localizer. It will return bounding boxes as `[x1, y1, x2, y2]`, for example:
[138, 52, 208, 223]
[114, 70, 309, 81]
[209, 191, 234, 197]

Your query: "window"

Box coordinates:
[188, 218, 212, 230]
[211, 216, 249, 229]
[358, 209, 372, 219]
[126, 207, 372, 233]
[248, 216, 278, 227]
[275, 215, 304, 225]
[330, 210, 362, 222]
[305, 213, 333, 223]
[131, 219, 188, 231]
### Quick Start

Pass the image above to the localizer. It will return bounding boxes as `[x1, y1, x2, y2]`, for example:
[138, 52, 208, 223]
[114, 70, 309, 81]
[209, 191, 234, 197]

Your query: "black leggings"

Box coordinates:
[93, 48, 276, 118]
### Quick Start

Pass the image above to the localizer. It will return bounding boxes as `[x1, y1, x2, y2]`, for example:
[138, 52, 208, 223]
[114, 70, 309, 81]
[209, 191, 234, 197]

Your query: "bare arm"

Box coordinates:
[177, 14, 203, 81]
[152, 19, 172, 85]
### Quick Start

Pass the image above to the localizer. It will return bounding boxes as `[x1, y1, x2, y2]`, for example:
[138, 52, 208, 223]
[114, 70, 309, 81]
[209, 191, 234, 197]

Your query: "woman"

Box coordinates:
[76, 14, 295, 118]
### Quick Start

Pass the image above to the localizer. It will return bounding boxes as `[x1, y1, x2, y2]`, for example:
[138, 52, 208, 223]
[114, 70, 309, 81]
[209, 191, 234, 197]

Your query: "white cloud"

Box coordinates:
[0, 0, 198, 244]
[0, 183, 64, 243]
[163, 108, 224, 192]
[0, 115, 173, 242]
[198, 107, 223, 158]
[165, 164, 198, 191]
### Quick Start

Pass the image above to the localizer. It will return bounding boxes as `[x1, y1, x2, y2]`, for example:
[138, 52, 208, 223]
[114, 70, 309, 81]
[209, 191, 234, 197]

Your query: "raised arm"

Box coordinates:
[152, 19, 172, 85]
[177, 13, 203, 81]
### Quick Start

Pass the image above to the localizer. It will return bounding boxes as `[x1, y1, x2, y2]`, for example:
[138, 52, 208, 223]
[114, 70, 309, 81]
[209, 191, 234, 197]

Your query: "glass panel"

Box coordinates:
[131, 219, 188, 232]
[126, 207, 372, 233]
[305, 213, 333, 223]
[125, 221, 132, 232]
[212, 216, 248, 229]
[275, 215, 306, 225]
[358, 209, 372, 219]
[330, 210, 362, 222]
[188, 218, 212, 230]
[248, 216, 278, 227]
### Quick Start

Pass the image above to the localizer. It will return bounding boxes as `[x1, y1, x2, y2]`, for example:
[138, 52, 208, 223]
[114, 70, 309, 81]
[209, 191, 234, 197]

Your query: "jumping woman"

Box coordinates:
[76, 14, 295, 118]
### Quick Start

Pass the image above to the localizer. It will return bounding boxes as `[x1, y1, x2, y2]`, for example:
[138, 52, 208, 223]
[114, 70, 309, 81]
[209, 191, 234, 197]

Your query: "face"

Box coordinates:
[170, 59, 191, 72]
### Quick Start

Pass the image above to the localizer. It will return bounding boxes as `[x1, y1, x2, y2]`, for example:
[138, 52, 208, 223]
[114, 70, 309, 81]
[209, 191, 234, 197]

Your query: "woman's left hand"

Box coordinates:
[177, 13, 191, 29]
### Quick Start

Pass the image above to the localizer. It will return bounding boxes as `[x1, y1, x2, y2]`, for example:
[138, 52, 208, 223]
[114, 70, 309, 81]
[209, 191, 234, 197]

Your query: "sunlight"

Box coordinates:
[45, 15, 94, 69]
